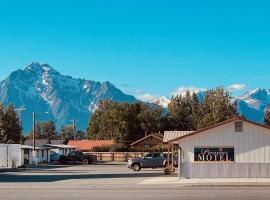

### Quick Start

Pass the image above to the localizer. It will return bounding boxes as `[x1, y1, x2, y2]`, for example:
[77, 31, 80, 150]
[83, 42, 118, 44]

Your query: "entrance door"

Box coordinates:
[24, 149, 30, 165]
[0, 146, 8, 167]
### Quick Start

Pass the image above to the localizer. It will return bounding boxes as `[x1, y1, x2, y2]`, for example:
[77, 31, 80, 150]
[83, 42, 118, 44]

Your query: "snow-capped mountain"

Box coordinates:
[0, 62, 136, 133]
[148, 88, 270, 124]
[1, 62, 269, 133]
[150, 96, 171, 107]
[235, 88, 270, 123]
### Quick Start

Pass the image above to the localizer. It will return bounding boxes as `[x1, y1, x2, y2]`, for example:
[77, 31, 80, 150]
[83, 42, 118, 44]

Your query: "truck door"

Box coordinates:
[141, 153, 153, 168]
[152, 153, 164, 167]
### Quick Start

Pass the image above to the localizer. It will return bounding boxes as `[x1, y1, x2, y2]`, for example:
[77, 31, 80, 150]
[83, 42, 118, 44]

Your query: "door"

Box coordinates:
[0, 146, 8, 167]
[152, 153, 164, 167]
[141, 153, 153, 168]
[24, 149, 30, 165]
[68, 151, 77, 162]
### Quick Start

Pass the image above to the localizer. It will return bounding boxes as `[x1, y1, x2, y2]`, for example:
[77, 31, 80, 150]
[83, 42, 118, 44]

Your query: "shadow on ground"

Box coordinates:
[0, 172, 165, 182]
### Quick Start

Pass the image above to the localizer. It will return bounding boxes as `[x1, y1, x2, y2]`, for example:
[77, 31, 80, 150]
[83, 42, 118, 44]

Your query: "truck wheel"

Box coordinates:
[83, 159, 89, 165]
[132, 164, 141, 171]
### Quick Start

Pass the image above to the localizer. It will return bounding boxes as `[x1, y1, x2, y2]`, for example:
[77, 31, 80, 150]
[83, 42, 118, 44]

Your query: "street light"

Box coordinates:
[32, 111, 49, 165]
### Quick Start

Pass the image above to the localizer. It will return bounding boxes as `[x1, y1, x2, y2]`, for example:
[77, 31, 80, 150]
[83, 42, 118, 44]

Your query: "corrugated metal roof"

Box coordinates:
[50, 140, 65, 145]
[163, 131, 195, 143]
[21, 145, 45, 150]
[24, 139, 49, 146]
[43, 144, 76, 149]
[67, 140, 114, 151]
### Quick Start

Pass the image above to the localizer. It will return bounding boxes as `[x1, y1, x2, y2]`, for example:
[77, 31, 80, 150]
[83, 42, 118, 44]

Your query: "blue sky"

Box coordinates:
[0, 0, 270, 100]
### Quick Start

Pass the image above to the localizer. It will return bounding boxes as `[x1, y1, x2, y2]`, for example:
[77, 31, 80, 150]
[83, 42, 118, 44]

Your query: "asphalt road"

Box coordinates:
[0, 163, 270, 200]
[1, 186, 270, 200]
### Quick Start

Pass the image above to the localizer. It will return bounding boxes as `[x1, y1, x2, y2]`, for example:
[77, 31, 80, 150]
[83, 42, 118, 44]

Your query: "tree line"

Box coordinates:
[87, 86, 238, 148]
[0, 103, 86, 144]
[27, 122, 86, 143]
[2, 86, 270, 145]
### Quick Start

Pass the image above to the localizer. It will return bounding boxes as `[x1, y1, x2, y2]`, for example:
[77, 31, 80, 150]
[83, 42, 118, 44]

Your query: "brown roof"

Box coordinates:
[130, 133, 163, 146]
[169, 116, 270, 143]
[67, 140, 114, 151]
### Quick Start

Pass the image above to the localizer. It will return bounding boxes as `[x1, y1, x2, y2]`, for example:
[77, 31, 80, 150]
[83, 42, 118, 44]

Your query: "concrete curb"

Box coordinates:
[177, 183, 270, 187]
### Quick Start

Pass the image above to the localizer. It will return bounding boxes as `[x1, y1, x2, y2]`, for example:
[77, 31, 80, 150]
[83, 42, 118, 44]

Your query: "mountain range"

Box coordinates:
[152, 89, 270, 124]
[0, 62, 269, 134]
[0, 62, 136, 133]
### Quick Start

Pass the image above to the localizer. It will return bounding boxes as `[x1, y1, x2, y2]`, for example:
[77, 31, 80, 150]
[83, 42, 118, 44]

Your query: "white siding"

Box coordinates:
[177, 121, 270, 178]
[0, 144, 22, 168]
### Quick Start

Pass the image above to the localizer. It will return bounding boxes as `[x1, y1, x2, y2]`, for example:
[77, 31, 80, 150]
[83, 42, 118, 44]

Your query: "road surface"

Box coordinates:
[0, 163, 269, 200]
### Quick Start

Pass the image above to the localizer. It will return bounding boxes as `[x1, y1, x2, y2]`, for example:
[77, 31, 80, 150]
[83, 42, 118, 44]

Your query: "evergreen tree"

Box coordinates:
[167, 91, 200, 131]
[60, 125, 74, 141]
[75, 130, 86, 140]
[40, 120, 57, 140]
[4, 104, 22, 144]
[0, 104, 5, 143]
[191, 92, 202, 129]
[27, 121, 57, 140]
[264, 104, 270, 126]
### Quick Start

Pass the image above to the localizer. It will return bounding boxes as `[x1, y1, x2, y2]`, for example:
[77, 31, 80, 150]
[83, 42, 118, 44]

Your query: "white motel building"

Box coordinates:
[165, 116, 270, 178]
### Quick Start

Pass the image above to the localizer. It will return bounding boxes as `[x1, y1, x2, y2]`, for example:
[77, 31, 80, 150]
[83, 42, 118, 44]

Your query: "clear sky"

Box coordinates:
[0, 0, 270, 100]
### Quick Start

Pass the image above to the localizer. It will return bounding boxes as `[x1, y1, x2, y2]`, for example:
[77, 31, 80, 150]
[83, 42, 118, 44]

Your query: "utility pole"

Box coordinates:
[32, 111, 48, 165]
[70, 119, 77, 140]
[32, 112, 36, 151]
[32, 112, 37, 165]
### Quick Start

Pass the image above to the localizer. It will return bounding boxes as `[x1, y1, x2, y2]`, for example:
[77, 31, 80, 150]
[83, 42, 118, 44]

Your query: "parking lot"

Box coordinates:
[1, 163, 270, 200]
[0, 162, 165, 185]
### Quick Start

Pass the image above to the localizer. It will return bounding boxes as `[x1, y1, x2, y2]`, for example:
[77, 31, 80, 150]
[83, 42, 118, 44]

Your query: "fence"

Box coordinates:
[84, 152, 146, 162]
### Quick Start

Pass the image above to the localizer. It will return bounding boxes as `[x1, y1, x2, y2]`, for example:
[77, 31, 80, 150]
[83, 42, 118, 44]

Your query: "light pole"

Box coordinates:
[32, 111, 49, 165]
[32, 112, 37, 165]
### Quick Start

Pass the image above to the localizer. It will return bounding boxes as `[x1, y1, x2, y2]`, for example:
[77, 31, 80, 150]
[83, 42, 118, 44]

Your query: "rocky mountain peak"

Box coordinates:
[0, 63, 137, 133]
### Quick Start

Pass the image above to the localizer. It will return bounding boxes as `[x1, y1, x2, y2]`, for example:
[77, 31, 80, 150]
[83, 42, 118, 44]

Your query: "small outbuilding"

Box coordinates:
[0, 144, 48, 168]
[130, 133, 164, 151]
[24, 139, 74, 162]
[166, 116, 270, 178]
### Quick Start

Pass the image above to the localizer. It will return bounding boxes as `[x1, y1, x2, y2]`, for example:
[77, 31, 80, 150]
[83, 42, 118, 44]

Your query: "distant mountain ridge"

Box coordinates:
[235, 88, 270, 123]
[0, 62, 137, 133]
[152, 88, 270, 124]
[0, 62, 269, 134]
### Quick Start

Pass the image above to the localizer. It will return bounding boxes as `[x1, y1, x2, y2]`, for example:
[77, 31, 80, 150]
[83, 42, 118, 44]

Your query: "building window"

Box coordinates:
[42, 150, 44, 157]
[235, 121, 243, 132]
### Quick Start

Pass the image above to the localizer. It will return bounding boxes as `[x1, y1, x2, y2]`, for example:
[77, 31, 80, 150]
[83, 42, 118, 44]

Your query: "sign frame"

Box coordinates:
[194, 147, 235, 162]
